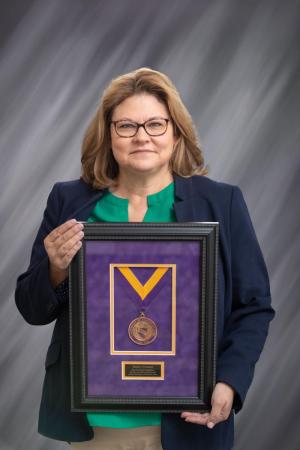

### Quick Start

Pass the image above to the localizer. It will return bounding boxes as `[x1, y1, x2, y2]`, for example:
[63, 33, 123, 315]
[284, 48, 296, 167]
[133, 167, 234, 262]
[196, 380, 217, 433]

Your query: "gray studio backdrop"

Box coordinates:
[1, 0, 299, 449]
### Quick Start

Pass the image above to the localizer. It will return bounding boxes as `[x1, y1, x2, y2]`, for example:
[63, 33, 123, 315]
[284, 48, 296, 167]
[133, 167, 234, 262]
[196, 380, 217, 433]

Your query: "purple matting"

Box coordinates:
[85, 240, 201, 398]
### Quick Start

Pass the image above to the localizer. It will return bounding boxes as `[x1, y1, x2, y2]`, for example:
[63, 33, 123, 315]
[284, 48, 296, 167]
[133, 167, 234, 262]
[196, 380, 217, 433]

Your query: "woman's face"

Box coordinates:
[110, 94, 177, 178]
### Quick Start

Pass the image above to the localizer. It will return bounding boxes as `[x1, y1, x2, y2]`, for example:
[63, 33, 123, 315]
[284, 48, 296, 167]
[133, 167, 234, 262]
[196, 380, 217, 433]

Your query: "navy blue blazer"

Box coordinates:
[15, 175, 274, 450]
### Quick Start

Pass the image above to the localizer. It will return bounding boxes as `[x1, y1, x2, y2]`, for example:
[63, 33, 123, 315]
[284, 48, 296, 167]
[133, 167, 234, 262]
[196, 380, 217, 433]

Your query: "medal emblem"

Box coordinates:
[128, 312, 158, 345]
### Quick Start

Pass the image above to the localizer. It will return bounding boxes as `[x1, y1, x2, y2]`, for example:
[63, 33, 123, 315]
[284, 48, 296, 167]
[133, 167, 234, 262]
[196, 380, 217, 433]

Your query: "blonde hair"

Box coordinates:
[81, 67, 207, 189]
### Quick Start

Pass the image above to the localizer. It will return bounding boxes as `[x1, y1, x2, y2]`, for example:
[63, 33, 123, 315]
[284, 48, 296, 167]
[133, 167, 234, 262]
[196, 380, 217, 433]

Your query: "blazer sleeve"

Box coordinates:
[15, 183, 67, 325]
[216, 186, 275, 412]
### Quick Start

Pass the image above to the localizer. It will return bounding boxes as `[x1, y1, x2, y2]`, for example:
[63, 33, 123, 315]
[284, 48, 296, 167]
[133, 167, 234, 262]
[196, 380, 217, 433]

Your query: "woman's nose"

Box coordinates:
[133, 125, 150, 140]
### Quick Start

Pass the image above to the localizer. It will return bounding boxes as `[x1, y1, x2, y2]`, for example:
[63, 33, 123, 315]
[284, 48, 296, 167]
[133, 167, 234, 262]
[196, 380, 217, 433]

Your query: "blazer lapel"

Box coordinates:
[174, 175, 211, 222]
[68, 190, 105, 222]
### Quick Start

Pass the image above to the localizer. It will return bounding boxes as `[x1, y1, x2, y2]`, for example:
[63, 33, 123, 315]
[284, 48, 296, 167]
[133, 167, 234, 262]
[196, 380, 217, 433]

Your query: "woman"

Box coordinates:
[15, 68, 274, 450]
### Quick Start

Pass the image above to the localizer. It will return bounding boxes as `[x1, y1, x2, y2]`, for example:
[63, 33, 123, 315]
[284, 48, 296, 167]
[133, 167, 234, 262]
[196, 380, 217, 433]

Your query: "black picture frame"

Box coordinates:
[69, 222, 218, 412]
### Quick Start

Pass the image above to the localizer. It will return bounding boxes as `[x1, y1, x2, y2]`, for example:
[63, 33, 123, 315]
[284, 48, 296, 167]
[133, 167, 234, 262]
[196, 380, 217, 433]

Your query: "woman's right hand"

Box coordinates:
[44, 219, 84, 287]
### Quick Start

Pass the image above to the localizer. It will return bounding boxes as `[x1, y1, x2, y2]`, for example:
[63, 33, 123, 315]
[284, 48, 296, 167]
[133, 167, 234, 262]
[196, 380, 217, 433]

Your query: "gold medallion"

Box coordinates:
[128, 312, 158, 345]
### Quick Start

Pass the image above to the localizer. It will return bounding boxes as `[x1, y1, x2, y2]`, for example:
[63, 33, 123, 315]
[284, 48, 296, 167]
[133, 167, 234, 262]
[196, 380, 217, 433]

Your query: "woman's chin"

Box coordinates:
[120, 161, 168, 175]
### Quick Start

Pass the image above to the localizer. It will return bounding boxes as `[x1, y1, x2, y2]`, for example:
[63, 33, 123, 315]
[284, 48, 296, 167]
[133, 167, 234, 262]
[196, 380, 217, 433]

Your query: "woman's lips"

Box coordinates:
[130, 149, 155, 154]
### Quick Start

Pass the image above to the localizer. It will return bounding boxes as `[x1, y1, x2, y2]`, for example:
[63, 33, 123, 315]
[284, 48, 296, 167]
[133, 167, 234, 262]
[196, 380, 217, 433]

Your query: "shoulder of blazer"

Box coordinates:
[53, 178, 103, 205]
[174, 174, 236, 208]
[53, 178, 99, 200]
[48, 178, 104, 220]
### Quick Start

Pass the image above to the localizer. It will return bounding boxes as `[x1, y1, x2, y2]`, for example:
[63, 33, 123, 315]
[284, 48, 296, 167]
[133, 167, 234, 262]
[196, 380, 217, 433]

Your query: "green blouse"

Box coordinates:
[87, 181, 176, 428]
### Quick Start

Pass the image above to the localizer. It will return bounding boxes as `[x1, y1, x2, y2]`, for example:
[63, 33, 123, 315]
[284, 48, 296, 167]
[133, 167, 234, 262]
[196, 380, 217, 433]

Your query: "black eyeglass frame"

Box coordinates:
[110, 118, 170, 138]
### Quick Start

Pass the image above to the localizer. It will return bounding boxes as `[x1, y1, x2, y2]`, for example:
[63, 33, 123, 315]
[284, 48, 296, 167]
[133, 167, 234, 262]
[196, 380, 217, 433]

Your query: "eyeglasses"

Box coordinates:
[111, 118, 170, 138]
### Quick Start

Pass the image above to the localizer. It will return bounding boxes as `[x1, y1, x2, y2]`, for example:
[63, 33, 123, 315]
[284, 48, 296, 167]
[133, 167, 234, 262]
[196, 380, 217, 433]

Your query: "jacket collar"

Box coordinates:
[173, 174, 213, 223]
[71, 175, 203, 223]
[173, 174, 196, 222]
[69, 190, 105, 222]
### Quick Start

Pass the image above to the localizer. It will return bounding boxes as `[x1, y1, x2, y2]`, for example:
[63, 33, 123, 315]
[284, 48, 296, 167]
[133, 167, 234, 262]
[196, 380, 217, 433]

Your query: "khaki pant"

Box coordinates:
[70, 426, 163, 450]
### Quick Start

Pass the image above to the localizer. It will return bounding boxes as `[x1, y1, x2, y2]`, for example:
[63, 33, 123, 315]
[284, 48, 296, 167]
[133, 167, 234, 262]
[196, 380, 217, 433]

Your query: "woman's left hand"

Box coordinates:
[181, 382, 235, 429]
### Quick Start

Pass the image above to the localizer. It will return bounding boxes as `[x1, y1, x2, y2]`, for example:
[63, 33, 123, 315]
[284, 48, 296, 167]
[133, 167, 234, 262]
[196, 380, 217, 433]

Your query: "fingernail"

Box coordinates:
[207, 422, 215, 429]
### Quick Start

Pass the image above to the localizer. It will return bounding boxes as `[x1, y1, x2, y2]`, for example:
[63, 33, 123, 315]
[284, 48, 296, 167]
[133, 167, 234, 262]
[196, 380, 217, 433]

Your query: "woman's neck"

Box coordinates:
[111, 170, 173, 200]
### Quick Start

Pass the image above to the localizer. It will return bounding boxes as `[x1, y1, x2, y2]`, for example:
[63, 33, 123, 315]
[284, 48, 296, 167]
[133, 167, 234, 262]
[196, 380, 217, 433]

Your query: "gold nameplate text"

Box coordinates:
[121, 361, 165, 380]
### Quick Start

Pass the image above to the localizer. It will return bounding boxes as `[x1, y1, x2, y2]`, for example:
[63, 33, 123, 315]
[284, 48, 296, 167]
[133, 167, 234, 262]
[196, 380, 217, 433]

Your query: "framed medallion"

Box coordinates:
[69, 222, 218, 412]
